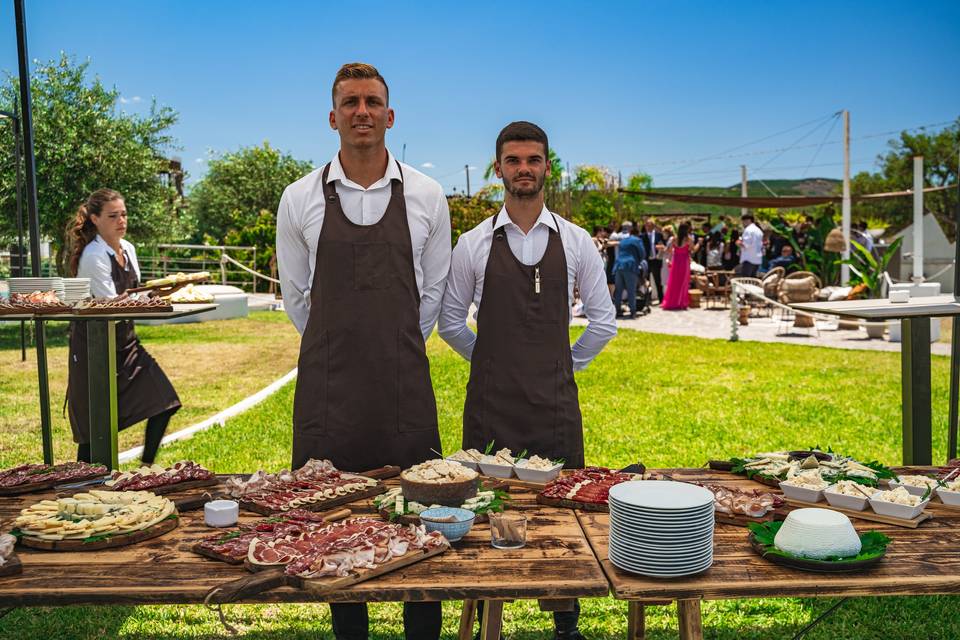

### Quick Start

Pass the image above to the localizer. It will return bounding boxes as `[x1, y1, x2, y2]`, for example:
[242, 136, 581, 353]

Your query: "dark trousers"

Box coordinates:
[647, 259, 664, 301]
[475, 599, 580, 636]
[330, 602, 441, 640]
[613, 270, 639, 318]
[76, 407, 175, 464]
[736, 261, 760, 277]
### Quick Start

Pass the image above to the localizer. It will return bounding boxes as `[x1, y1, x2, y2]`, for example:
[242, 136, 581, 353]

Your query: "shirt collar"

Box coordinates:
[326, 149, 402, 190]
[94, 234, 119, 257]
[494, 205, 557, 233]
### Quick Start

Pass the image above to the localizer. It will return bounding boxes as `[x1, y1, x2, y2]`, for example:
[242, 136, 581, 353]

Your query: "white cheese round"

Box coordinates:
[773, 508, 862, 560]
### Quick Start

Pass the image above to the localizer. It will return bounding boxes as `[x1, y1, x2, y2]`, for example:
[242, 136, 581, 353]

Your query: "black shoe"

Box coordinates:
[554, 631, 587, 640]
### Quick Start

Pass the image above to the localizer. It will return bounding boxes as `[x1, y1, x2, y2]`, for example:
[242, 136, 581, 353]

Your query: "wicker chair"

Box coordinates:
[761, 267, 785, 300]
[730, 276, 768, 316]
[777, 271, 822, 334]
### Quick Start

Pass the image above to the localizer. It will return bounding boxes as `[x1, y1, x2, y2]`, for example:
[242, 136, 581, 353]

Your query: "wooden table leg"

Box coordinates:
[627, 601, 645, 640]
[479, 600, 504, 640]
[677, 599, 703, 640]
[459, 599, 478, 640]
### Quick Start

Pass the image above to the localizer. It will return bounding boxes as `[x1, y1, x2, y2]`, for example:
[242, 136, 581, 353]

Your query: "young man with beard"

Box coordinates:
[276, 62, 450, 640]
[439, 121, 616, 640]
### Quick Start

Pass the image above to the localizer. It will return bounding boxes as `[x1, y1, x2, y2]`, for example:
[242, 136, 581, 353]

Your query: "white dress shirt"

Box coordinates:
[276, 150, 452, 339]
[439, 205, 616, 371]
[740, 223, 764, 265]
[77, 235, 140, 298]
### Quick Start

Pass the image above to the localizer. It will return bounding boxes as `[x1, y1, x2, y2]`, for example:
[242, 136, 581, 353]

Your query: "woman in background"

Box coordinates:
[661, 223, 701, 311]
[659, 224, 675, 296]
[67, 189, 180, 463]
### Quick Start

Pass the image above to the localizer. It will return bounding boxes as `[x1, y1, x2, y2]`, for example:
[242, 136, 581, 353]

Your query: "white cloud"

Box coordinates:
[132, 96, 142, 103]
[119, 97, 129, 104]
[468, 165, 478, 170]
[195, 158, 206, 164]
[421, 162, 435, 169]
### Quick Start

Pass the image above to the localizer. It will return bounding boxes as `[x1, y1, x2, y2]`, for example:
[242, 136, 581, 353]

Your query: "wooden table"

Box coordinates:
[0, 304, 217, 468]
[577, 468, 960, 640]
[0, 476, 607, 639]
[792, 296, 960, 465]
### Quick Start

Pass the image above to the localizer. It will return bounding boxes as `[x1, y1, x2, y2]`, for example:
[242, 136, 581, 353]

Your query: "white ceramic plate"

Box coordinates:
[823, 487, 870, 511]
[478, 461, 514, 479]
[887, 480, 935, 497]
[608, 481, 714, 510]
[513, 460, 563, 483]
[778, 481, 825, 503]
[936, 487, 960, 506]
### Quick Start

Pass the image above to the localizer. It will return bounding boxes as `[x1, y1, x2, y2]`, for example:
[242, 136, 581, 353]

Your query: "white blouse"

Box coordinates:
[77, 235, 140, 298]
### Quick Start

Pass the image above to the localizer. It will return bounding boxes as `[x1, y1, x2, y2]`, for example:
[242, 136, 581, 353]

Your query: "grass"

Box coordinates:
[0, 323, 957, 638]
[0, 311, 301, 467]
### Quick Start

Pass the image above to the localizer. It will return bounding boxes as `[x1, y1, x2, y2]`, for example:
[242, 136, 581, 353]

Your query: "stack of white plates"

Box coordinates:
[62, 278, 91, 303]
[608, 480, 715, 577]
[7, 277, 65, 300]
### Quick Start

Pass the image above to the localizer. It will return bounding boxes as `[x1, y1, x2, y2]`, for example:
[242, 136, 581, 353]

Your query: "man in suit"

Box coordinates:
[640, 219, 665, 303]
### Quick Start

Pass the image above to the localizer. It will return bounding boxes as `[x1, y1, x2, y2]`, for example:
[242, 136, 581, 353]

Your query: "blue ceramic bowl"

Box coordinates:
[419, 507, 476, 542]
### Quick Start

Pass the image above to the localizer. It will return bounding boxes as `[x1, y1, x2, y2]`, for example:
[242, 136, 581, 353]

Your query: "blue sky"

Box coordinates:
[1, 0, 958, 194]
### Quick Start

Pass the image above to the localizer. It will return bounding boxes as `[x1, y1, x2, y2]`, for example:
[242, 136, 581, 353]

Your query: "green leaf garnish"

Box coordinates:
[749, 520, 891, 563]
[484, 440, 496, 455]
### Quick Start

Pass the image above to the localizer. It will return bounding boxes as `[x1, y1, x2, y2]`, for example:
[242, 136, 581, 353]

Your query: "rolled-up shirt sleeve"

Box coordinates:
[438, 234, 478, 361]
[571, 229, 617, 370]
[78, 250, 118, 299]
[276, 188, 311, 335]
[418, 189, 452, 341]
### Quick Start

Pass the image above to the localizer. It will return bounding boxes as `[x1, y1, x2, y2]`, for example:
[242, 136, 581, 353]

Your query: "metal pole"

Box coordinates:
[948, 149, 960, 461]
[740, 165, 748, 219]
[841, 110, 851, 284]
[15, 0, 53, 464]
[913, 156, 924, 281]
[1, 106, 27, 360]
[465, 164, 471, 197]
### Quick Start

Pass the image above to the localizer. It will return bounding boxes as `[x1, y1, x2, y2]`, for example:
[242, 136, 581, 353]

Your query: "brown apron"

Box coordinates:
[463, 212, 584, 468]
[67, 251, 181, 444]
[291, 161, 441, 471]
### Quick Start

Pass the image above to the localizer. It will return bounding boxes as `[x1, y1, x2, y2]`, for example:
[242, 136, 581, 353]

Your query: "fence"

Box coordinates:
[137, 244, 273, 293]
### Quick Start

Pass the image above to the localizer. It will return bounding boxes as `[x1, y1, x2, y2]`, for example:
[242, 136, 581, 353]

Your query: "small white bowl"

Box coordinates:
[823, 485, 871, 511]
[936, 487, 960, 507]
[478, 461, 515, 479]
[779, 481, 825, 504]
[869, 496, 929, 520]
[446, 456, 479, 472]
[888, 480, 936, 497]
[204, 499, 239, 527]
[513, 460, 564, 483]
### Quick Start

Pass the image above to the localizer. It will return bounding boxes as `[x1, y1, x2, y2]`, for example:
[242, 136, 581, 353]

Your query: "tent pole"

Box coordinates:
[948, 150, 960, 462]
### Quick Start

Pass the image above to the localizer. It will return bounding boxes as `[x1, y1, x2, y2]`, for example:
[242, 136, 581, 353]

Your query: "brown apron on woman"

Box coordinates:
[463, 212, 584, 468]
[291, 162, 441, 471]
[67, 250, 181, 444]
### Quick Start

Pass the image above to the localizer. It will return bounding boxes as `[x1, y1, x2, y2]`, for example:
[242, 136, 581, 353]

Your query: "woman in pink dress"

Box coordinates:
[661, 223, 701, 310]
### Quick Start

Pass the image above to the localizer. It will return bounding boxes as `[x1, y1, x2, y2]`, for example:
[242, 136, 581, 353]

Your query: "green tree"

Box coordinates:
[189, 141, 313, 248]
[622, 171, 654, 217]
[851, 118, 959, 235]
[0, 54, 185, 273]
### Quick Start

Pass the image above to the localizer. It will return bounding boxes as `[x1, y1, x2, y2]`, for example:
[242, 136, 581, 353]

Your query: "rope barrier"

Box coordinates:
[220, 252, 280, 284]
[730, 281, 891, 327]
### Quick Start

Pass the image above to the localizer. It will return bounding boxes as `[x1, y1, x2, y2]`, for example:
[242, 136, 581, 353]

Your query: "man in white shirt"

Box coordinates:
[439, 121, 616, 640]
[276, 62, 450, 640]
[736, 213, 764, 277]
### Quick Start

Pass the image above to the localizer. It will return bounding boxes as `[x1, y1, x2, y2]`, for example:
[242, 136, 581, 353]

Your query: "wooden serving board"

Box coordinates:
[536, 493, 609, 512]
[239, 482, 386, 516]
[0, 554, 22, 577]
[102, 477, 219, 496]
[715, 505, 790, 528]
[783, 498, 933, 528]
[191, 507, 353, 565]
[75, 304, 173, 315]
[18, 514, 179, 551]
[0, 471, 108, 496]
[209, 540, 449, 603]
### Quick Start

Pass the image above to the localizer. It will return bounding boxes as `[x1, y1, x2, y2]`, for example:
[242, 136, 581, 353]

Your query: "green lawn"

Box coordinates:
[0, 324, 957, 639]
